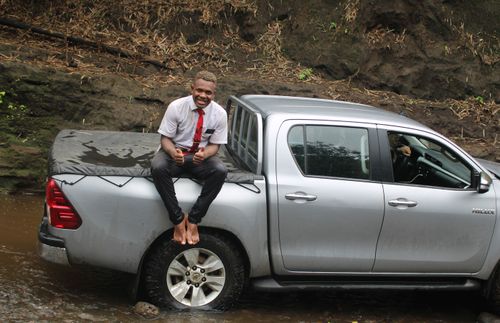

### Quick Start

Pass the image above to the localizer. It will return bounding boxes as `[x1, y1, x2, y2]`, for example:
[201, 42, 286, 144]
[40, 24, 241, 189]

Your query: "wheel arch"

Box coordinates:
[132, 226, 251, 301]
[483, 259, 500, 299]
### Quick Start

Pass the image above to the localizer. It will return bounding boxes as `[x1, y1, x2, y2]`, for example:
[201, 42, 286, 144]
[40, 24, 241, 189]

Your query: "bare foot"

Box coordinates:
[173, 216, 187, 244]
[186, 220, 199, 245]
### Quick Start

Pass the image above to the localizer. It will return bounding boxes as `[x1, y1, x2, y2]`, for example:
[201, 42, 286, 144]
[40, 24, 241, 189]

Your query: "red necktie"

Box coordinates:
[187, 108, 204, 154]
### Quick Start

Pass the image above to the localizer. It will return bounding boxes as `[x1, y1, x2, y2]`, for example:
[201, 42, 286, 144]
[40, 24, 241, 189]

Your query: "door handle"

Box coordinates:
[388, 199, 418, 207]
[285, 192, 317, 201]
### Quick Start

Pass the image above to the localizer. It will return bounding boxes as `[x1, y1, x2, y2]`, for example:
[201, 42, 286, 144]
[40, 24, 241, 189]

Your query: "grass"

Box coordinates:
[298, 68, 313, 81]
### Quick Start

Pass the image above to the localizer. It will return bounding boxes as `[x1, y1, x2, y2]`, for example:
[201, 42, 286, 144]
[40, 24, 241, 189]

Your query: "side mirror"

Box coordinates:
[472, 171, 492, 194]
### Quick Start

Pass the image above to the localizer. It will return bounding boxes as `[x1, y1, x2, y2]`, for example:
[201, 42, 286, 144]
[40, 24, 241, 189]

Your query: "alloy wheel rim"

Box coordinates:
[166, 247, 226, 307]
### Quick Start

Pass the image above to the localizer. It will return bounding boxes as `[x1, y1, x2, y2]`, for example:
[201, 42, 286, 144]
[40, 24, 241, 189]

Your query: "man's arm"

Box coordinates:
[161, 135, 184, 165]
[203, 143, 220, 157]
[193, 143, 220, 164]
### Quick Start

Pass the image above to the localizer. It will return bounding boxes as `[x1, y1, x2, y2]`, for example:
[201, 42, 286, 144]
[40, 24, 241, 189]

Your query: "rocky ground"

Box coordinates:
[0, 0, 498, 192]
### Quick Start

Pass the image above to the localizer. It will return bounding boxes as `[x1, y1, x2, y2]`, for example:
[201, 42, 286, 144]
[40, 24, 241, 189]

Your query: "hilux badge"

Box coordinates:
[472, 208, 495, 215]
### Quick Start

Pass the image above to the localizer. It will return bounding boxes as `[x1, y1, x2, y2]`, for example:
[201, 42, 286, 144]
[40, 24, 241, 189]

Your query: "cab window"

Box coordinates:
[388, 131, 472, 189]
[288, 125, 370, 180]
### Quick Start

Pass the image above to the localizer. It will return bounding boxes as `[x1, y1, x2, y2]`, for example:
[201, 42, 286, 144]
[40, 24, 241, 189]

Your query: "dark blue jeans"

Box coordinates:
[151, 149, 227, 225]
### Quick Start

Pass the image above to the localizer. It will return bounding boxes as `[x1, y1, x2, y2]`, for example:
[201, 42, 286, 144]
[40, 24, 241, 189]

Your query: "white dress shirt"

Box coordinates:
[158, 95, 227, 150]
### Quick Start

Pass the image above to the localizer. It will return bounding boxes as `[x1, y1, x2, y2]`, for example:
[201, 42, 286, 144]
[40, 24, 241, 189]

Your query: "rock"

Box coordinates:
[478, 312, 500, 323]
[133, 301, 160, 319]
[77, 313, 107, 321]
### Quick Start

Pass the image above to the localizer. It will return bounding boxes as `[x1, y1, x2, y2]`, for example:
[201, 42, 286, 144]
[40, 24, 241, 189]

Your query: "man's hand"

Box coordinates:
[174, 148, 184, 166]
[193, 148, 205, 165]
[398, 145, 412, 157]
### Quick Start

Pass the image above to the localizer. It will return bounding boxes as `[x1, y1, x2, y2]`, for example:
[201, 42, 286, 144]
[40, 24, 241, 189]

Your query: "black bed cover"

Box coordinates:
[48, 129, 261, 183]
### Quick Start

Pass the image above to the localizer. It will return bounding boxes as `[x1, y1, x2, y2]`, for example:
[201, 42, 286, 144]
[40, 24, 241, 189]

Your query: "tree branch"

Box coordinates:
[0, 17, 170, 70]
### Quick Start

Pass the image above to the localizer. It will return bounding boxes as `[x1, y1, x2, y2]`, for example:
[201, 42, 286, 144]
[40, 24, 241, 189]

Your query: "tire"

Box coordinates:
[143, 232, 246, 311]
[486, 267, 500, 315]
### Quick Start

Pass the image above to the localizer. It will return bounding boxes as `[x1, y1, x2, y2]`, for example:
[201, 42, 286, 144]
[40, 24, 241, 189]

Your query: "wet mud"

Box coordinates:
[0, 194, 486, 322]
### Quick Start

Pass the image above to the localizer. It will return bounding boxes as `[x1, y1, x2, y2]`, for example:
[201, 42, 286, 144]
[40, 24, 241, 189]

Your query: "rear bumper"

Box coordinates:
[38, 217, 70, 266]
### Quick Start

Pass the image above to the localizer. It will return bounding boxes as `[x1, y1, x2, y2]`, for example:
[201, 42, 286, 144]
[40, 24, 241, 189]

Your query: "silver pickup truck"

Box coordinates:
[39, 95, 500, 311]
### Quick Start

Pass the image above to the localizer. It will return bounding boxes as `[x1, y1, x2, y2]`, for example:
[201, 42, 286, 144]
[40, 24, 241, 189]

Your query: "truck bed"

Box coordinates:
[44, 129, 269, 277]
[49, 129, 261, 183]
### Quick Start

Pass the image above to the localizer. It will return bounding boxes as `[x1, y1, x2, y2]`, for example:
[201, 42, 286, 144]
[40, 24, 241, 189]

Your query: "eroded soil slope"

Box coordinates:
[0, 0, 498, 191]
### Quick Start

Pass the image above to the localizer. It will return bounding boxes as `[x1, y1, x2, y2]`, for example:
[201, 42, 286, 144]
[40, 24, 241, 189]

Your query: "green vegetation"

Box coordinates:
[0, 90, 30, 138]
[298, 68, 314, 81]
[0, 89, 54, 192]
[475, 95, 485, 105]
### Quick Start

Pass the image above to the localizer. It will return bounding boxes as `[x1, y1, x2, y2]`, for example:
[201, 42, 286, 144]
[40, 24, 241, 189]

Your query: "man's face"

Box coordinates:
[191, 79, 216, 109]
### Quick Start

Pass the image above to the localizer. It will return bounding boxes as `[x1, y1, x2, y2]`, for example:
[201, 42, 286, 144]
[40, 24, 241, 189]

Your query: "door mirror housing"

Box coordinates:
[472, 171, 492, 193]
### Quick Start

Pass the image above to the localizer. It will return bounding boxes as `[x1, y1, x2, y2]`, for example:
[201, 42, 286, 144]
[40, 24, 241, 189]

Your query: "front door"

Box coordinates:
[374, 129, 496, 273]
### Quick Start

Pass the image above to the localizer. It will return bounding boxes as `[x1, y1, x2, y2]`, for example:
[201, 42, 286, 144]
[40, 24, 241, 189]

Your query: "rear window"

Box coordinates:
[288, 125, 370, 180]
[227, 98, 262, 174]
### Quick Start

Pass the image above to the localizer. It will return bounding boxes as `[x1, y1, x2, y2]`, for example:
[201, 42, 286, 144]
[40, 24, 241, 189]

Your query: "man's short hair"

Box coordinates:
[194, 71, 217, 85]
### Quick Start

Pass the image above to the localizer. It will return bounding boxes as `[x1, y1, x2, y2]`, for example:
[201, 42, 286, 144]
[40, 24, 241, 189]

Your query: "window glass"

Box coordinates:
[288, 126, 305, 171]
[227, 101, 235, 134]
[388, 131, 472, 189]
[248, 114, 258, 158]
[233, 106, 243, 142]
[288, 125, 370, 180]
[227, 102, 235, 146]
[241, 110, 251, 148]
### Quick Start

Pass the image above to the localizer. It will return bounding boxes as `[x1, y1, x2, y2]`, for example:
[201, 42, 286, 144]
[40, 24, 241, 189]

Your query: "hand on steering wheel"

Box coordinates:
[397, 145, 411, 157]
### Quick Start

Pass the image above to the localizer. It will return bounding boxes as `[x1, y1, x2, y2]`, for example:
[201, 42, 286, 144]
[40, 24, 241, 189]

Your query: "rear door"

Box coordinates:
[374, 128, 496, 273]
[275, 120, 385, 273]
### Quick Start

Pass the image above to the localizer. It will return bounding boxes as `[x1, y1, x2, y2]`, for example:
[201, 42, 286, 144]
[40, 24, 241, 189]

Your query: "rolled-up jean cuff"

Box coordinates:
[187, 215, 200, 225]
[172, 213, 185, 225]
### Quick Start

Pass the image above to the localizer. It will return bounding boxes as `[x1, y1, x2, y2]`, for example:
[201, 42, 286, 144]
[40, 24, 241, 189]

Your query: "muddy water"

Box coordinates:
[0, 194, 484, 322]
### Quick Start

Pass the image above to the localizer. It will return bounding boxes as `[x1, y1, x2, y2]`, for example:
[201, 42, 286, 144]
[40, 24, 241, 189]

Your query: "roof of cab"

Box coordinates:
[238, 94, 429, 131]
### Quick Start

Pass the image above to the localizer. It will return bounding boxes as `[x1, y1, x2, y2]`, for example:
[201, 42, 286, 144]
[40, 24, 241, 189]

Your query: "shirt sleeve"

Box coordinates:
[157, 104, 178, 138]
[208, 112, 228, 144]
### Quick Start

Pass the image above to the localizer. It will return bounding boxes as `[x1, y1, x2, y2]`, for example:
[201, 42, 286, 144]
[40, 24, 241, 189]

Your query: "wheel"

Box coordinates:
[485, 267, 500, 315]
[144, 232, 245, 310]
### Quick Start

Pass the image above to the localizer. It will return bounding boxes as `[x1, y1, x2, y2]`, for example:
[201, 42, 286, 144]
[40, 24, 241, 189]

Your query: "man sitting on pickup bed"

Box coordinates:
[151, 71, 228, 245]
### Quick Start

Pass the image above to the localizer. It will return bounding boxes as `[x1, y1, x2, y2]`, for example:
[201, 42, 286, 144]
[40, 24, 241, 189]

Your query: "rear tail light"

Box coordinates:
[46, 178, 82, 229]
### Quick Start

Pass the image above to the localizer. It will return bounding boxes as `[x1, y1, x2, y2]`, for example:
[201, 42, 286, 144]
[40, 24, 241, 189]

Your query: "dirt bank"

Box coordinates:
[0, 0, 498, 192]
